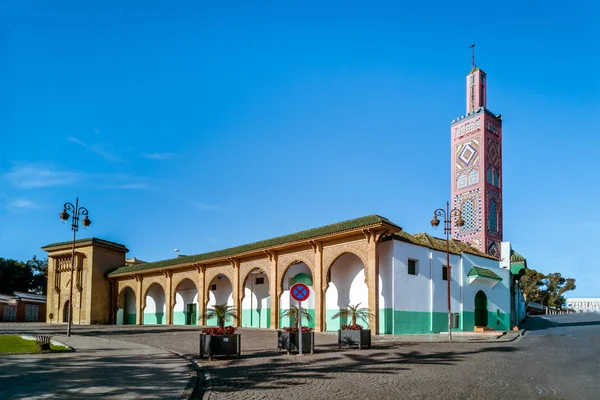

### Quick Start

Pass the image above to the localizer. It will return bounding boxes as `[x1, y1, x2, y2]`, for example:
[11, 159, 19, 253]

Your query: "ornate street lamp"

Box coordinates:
[59, 198, 91, 337]
[431, 201, 464, 342]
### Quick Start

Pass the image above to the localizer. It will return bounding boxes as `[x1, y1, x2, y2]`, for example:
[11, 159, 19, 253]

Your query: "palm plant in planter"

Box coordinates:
[332, 303, 372, 349]
[277, 306, 314, 354]
[200, 304, 240, 360]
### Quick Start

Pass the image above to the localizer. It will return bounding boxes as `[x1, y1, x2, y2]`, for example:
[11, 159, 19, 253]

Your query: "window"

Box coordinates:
[442, 265, 448, 281]
[489, 199, 498, 232]
[255, 277, 264, 285]
[493, 170, 500, 187]
[211, 284, 217, 290]
[408, 259, 417, 275]
[487, 166, 493, 184]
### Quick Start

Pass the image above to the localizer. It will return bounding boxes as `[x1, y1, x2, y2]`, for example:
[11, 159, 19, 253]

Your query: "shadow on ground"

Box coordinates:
[0, 352, 187, 400]
[199, 346, 518, 394]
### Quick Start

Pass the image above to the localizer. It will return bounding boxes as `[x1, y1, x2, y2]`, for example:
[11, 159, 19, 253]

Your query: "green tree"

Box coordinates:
[281, 305, 312, 329]
[0, 256, 48, 295]
[541, 273, 576, 308]
[205, 304, 237, 328]
[519, 268, 545, 303]
[331, 303, 371, 326]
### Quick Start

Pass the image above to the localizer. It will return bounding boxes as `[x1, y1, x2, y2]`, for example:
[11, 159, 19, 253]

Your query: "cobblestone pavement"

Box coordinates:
[2, 314, 598, 400]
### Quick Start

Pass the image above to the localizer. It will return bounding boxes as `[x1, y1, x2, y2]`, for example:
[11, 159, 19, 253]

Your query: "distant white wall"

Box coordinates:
[208, 275, 233, 307]
[325, 253, 368, 310]
[280, 263, 314, 311]
[174, 279, 198, 312]
[379, 241, 393, 311]
[431, 249, 462, 314]
[145, 283, 166, 314]
[461, 253, 510, 315]
[393, 241, 432, 313]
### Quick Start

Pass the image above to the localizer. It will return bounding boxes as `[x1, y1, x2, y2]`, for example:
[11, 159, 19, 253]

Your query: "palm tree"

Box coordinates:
[205, 303, 237, 328]
[281, 305, 312, 329]
[331, 303, 371, 326]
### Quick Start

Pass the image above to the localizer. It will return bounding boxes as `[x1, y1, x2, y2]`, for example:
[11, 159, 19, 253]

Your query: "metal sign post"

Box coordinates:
[298, 300, 303, 355]
[290, 283, 310, 356]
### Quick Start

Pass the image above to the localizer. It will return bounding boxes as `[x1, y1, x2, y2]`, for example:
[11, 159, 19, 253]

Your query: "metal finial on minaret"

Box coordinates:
[469, 44, 475, 69]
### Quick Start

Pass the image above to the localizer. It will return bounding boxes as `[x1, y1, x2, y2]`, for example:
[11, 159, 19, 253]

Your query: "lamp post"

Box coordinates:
[431, 201, 464, 342]
[59, 198, 91, 337]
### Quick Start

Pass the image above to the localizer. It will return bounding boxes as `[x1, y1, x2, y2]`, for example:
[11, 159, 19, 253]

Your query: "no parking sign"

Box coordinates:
[290, 283, 310, 302]
[289, 283, 310, 355]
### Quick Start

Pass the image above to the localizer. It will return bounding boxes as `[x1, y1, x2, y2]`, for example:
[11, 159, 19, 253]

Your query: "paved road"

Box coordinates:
[0, 334, 191, 400]
[1, 314, 599, 399]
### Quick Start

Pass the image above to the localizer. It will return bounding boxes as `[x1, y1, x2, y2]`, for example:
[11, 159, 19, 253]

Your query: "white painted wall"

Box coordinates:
[242, 272, 270, 314]
[174, 279, 199, 313]
[208, 275, 233, 307]
[461, 253, 510, 315]
[145, 283, 166, 314]
[393, 241, 432, 313]
[431, 249, 462, 314]
[378, 241, 393, 311]
[280, 263, 314, 311]
[325, 253, 368, 310]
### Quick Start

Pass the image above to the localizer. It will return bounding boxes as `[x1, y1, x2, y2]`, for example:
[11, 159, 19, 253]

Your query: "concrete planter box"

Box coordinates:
[199, 333, 241, 360]
[338, 329, 371, 349]
[277, 331, 314, 354]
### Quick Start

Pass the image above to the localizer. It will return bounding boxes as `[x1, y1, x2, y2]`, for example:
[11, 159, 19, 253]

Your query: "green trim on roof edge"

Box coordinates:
[109, 214, 400, 276]
[467, 266, 502, 281]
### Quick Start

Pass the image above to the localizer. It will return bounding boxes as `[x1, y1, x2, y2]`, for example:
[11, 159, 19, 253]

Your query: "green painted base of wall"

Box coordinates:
[173, 311, 198, 325]
[397, 311, 435, 334]
[143, 312, 166, 325]
[489, 312, 510, 331]
[462, 311, 475, 331]
[279, 308, 315, 329]
[379, 308, 393, 334]
[205, 316, 236, 327]
[124, 313, 136, 325]
[241, 308, 271, 328]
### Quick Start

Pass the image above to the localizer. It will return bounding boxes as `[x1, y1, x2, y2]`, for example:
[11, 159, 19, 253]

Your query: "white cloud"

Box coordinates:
[193, 201, 220, 211]
[68, 136, 125, 163]
[144, 153, 175, 160]
[3, 163, 81, 188]
[6, 198, 40, 210]
[2, 163, 150, 191]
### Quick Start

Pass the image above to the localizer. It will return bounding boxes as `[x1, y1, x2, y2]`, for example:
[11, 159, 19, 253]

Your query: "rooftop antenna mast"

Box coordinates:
[469, 44, 475, 69]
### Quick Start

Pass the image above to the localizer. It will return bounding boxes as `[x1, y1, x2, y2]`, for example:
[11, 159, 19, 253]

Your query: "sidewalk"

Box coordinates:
[375, 329, 525, 343]
[0, 335, 194, 400]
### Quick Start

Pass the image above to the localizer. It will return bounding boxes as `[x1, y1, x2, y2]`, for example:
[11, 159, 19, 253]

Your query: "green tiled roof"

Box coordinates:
[389, 231, 496, 260]
[109, 214, 400, 276]
[42, 237, 128, 252]
[467, 266, 502, 281]
[510, 250, 526, 263]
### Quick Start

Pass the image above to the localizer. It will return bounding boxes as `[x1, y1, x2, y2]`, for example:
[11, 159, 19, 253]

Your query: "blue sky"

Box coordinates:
[1, 1, 598, 297]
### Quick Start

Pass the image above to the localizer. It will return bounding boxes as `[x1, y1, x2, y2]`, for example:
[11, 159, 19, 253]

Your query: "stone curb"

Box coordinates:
[161, 349, 205, 400]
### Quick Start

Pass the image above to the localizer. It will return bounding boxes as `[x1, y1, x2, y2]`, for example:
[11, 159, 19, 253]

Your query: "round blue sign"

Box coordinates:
[290, 283, 310, 302]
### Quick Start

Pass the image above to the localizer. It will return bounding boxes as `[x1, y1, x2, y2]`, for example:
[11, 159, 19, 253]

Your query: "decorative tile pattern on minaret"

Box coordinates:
[451, 66, 503, 258]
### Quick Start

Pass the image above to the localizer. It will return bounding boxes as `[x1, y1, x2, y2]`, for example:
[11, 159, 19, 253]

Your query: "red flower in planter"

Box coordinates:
[341, 324, 364, 330]
[282, 326, 313, 333]
[203, 326, 237, 336]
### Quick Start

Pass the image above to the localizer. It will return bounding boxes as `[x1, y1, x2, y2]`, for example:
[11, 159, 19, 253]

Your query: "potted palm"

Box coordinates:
[332, 303, 372, 349]
[277, 306, 314, 354]
[199, 304, 241, 360]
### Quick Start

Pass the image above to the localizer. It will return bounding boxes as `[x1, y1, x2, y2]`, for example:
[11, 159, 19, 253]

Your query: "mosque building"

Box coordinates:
[42, 62, 527, 334]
